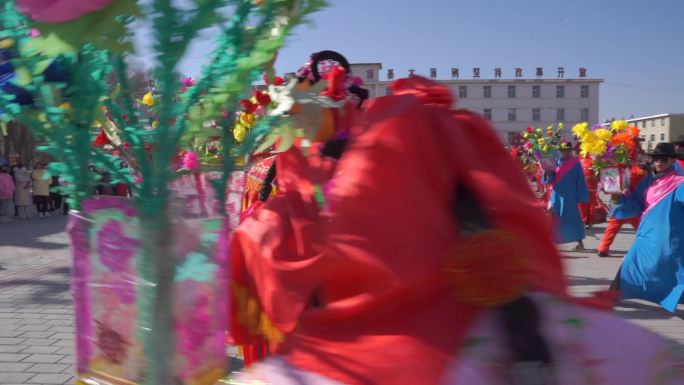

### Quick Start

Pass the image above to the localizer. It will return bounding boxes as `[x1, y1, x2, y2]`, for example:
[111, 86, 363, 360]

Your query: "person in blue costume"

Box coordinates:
[611, 142, 684, 313]
[543, 142, 589, 250]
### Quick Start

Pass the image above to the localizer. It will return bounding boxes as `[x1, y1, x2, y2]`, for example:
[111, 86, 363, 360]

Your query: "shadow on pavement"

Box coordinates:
[0, 266, 71, 305]
[0, 215, 69, 250]
[567, 275, 613, 287]
[616, 300, 684, 321]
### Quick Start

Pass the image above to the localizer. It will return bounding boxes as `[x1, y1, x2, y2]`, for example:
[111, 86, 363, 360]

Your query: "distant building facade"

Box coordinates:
[350, 63, 602, 144]
[627, 113, 684, 152]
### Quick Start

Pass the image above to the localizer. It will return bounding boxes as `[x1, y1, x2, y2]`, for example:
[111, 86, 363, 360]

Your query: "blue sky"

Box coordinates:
[173, 0, 684, 121]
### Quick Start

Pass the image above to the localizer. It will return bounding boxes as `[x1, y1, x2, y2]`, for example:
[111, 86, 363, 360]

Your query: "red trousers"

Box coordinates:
[597, 217, 640, 254]
[578, 189, 598, 224]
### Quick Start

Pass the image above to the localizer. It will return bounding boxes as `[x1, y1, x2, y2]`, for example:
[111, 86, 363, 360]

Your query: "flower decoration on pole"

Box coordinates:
[520, 123, 564, 171]
[572, 120, 638, 172]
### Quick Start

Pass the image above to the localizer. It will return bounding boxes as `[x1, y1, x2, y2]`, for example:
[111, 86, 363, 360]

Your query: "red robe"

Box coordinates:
[578, 157, 604, 224]
[229, 77, 570, 385]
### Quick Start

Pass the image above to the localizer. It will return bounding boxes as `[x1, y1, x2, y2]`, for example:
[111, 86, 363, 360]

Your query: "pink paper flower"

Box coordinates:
[181, 151, 200, 172]
[17, 0, 115, 23]
[97, 220, 137, 274]
[182, 77, 196, 87]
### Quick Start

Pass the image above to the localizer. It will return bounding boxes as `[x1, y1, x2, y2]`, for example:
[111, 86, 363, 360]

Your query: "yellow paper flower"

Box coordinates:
[580, 142, 593, 156]
[542, 145, 549, 152]
[152, 120, 159, 128]
[611, 120, 628, 132]
[590, 140, 607, 155]
[538, 138, 545, 145]
[558, 122, 565, 129]
[523, 133, 530, 139]
[581, 131, 598, 144]
[595, 128, 613, 141]
[233, 124, 247, 142]
[141, 92, 155, 107]
[0, 39, 14, 49]
[572, 122, 588, 138]
[536, 128, 543, 134]
[240, 113, 255, 128]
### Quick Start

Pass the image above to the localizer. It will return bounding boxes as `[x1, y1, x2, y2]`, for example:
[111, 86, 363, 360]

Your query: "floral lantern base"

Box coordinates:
[538, 150, 560, 172]
[599, 167, 630, 194]
[69, 196, 228, 385]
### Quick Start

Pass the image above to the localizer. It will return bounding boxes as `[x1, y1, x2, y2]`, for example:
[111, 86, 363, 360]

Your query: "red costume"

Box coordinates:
[578, 156, 607, 225]
[229, 77, 571, 384]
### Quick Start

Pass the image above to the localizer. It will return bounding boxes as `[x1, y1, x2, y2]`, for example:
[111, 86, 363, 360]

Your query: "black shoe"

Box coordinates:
[598, 251, 610, 257]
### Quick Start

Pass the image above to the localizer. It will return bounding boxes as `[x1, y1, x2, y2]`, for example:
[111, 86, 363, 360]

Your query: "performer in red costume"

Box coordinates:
[577, 156, 607, 228]
[231, 50, 367, 368]
[229, 76, 684, 385]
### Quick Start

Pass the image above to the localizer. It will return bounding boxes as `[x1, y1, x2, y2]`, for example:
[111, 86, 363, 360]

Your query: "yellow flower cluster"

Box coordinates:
[233, 112, 255, 142]
[611, 120, 629, 132]
[572, 122, 610, 156]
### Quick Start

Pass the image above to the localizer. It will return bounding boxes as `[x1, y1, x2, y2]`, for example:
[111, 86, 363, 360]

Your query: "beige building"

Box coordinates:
[350, 63, 602, 144]
[627, 113, 684, 152]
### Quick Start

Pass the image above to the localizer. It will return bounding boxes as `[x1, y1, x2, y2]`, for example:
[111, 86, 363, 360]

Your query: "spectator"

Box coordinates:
[0, 165, 14, 222]
[49, 174, 63, 212]
[13, 164, 32, 219]
[31, 162, 52, 218]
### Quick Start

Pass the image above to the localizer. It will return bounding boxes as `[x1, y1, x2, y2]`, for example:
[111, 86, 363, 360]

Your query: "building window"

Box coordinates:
[648, 142, 654, 151]
[532, 108, 541, 122]
[507, 85, 516, 98]
[459, 85, 468, 98]
[556, 85, 565, 98]
[532, 85, 541, 98]
[661, 133, 666, 141]
[642, 121, 646, 128]
[580, 85, 589, 98]
[384, 87, 392, 96]
[651, 120, 655, 127]
[483, 108, 492, 121]
[661, 118, 666, 126]
[556, 108, 565, 122]
[483, 85, 492, 98]
[507, 132, 519, 145]
[508, 108, 516, 122]
[650, 134, 655, 141]
[580, 108, 589, 122]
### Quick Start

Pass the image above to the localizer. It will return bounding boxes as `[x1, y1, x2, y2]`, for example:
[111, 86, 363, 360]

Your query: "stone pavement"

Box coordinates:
[1, 215, 683, 384]
[0, 215, 74, 385]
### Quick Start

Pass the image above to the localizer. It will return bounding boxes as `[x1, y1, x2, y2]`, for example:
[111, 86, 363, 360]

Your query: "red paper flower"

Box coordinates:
[239, 99, 258, 113]
[93, 130, 111, 147]
[526, 127, 533, 133]
[254, 90, 271, 106]
[263, 75, 285, 86]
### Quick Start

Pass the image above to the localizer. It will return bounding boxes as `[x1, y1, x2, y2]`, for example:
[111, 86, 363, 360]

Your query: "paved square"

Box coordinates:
[1, 215, 682, 384]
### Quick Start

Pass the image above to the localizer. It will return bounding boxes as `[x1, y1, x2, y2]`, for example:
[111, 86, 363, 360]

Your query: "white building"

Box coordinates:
[626, 113, 684, 152]
[350, 63, 602, 144]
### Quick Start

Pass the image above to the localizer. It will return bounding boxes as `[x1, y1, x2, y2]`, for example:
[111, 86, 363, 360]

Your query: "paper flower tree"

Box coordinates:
[0, 1, 328, 385]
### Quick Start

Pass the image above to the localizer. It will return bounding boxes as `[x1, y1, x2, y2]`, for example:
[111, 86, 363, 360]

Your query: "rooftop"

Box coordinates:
[627, 113, 684, 121]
